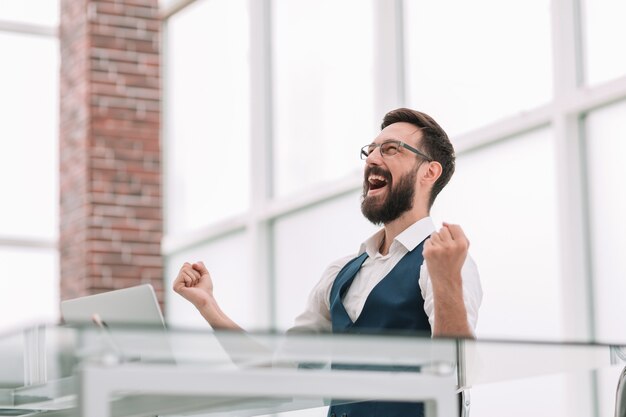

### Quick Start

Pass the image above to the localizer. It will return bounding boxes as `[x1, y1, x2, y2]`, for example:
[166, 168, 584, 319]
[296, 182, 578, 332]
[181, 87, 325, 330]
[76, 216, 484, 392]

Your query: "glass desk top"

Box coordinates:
[0, 324, 624, 417]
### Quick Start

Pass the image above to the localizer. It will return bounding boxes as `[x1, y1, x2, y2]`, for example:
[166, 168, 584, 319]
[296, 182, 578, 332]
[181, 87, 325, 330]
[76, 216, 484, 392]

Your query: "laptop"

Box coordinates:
[60, 285, 300, 414]
[61, 284, 165, 326]
[61, 284, 174, 363]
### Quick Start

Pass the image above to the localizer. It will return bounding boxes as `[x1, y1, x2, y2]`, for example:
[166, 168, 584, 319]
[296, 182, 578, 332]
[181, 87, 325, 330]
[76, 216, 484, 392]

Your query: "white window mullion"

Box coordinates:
[0, 237, 56, 250]
[551, 0, 598, 415]
[0, 19, 56, 37]
[248, 0, 274, 330]
[551, 0, 595, 341]
[373, 0, 405, 126]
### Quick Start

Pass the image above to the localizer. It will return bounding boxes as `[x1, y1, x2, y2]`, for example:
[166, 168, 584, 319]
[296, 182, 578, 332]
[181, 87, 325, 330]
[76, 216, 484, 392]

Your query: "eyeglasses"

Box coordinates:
[360, 140, 433, 161]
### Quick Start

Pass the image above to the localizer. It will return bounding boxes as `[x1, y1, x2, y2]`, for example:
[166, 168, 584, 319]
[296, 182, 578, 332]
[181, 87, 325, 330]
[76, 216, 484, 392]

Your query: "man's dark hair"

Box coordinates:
[381, 108, 455, 208]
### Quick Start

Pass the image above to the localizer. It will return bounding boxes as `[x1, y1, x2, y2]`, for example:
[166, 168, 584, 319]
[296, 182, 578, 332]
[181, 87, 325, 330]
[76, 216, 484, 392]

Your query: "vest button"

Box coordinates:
[341, 414, 347, 417]
[330, 413, 336, 417]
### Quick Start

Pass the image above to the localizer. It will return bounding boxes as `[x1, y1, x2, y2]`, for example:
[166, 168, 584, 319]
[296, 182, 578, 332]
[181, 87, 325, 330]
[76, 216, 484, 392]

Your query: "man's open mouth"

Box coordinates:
[367, 174, 389, 193]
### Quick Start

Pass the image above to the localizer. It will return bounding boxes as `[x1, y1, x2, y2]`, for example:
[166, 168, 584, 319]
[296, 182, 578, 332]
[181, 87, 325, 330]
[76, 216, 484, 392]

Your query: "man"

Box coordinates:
[173, 108, 482, 416]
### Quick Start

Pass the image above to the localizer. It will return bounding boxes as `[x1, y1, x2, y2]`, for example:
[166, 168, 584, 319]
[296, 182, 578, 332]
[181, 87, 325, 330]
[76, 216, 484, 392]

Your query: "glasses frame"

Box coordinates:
[360, 140, 433, 161]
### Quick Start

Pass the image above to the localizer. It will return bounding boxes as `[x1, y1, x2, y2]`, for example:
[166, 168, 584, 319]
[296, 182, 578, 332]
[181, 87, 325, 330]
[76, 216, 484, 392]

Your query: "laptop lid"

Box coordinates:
[60, 284, 174, 363]
[61, 284, 165, 327]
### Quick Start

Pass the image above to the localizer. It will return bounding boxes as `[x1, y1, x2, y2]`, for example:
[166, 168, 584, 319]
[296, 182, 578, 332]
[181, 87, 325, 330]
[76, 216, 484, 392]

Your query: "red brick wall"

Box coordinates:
[59, 0, 163, 304]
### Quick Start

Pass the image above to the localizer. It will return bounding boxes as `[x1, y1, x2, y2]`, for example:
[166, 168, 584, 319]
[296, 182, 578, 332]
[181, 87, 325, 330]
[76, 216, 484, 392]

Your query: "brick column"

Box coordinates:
[59, 0, 163, 303]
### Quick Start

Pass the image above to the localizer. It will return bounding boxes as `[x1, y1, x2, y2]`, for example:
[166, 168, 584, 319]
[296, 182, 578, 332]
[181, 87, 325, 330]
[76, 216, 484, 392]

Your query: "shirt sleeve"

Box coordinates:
[419, 254, 483, 336]
[286, 255, 354, 334]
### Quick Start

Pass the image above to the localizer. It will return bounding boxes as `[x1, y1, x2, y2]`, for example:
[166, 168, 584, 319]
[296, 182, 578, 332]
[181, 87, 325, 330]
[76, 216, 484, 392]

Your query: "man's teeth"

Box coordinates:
[368, 175, 387, 183]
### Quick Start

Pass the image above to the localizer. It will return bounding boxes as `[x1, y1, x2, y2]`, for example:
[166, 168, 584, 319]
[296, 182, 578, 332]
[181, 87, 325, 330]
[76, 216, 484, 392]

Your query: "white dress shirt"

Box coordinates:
[288, 217, 483, 335]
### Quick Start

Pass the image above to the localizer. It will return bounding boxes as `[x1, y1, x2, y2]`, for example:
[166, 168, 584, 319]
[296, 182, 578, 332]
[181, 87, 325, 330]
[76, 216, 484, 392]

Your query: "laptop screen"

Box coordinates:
[60, 284, 174, 364]
[61, 284, 165, 327]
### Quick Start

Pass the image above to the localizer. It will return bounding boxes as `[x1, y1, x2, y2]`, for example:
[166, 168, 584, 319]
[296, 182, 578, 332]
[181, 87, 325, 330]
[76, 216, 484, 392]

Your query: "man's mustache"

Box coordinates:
[364, 166, 392, 183]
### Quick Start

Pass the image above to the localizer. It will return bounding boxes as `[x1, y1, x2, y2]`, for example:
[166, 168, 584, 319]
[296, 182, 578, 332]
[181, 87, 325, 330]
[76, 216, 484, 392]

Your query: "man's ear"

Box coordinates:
[421, 161, 442, 186]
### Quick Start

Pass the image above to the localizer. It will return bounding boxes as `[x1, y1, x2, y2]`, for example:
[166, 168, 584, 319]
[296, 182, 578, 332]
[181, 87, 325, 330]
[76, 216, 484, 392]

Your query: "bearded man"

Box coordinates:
[173, 108, 483, 417]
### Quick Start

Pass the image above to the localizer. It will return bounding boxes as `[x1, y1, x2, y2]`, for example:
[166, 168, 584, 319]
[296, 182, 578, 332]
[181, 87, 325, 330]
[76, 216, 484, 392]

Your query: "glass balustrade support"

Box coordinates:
[23, 326, 47, 387]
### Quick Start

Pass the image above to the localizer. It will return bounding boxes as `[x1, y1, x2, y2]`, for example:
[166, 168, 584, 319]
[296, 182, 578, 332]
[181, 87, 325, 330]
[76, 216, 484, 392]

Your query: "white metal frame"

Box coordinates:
[79, 363, 458, 417]
[0, 19, 56, 37]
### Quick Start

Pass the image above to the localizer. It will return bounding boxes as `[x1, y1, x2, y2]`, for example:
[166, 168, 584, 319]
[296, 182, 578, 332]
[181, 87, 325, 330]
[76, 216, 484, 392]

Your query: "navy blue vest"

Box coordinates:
[328, 239, 430, 417]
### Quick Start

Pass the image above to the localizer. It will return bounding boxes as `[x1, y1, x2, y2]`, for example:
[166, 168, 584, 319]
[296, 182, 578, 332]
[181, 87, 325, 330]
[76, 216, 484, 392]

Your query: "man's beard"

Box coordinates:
[361, 166, 418, 225]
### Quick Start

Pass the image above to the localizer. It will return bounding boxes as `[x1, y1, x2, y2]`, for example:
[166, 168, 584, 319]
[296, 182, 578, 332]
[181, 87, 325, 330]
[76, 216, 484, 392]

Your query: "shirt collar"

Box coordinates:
[359, 217, 436, 257]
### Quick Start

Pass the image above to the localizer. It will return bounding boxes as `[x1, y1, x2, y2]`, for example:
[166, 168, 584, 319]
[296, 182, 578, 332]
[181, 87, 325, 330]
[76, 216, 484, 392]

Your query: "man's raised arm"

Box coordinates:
[423, 223, 473, 338]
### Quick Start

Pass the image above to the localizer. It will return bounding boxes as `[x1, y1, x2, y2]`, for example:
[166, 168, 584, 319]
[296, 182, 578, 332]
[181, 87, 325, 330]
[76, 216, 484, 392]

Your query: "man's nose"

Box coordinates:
[365, 146, 383, 165]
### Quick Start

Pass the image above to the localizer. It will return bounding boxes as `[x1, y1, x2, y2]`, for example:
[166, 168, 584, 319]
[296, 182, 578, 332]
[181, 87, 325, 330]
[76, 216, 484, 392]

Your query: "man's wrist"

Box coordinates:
[430, 273, 463, 293]
[197, 297, 221, 324]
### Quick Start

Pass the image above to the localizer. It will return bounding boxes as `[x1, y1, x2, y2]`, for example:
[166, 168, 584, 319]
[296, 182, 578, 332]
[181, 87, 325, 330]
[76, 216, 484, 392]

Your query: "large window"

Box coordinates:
[162, 1, 626, 415]
[404, 0, 553, 136]
[581, 0, 626, 86]
[585, 100, 626, 342]
[0, 33, 58, 240]
[272, 0, 375, 197]
[0, 1, 59, 26]
[164, 0, 250, 235]
[161, 0, 626, 341]
[0, 248, 59, 330]
[0, 6, 59, 333]
[584, 99, 626, 417]
[433, 128, 562, 340]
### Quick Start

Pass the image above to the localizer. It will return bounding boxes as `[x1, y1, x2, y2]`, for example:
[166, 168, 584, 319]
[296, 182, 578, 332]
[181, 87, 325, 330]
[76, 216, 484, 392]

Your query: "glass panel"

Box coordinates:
[471, 374, 591, 417]
[164, 232, 255, 329]
[404, 0, 552, 136]
[1, 326, 621, 417]
[165, 0, 250, 234]
[272, 0, 376, 197]
[0, 33, 58, 240]
[585, 100, 626, 342]
[465, 339, 602, 417]
[432, 128, 563, 340]
[0, 0, 59, 26]
[0, 247, 59, 333]
[273, 192, 379, 331]
[581, 0, 626, 85]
